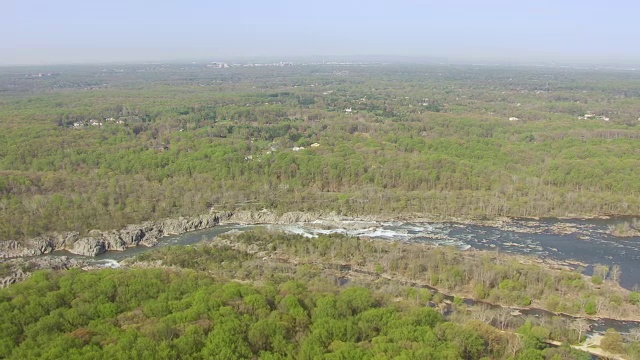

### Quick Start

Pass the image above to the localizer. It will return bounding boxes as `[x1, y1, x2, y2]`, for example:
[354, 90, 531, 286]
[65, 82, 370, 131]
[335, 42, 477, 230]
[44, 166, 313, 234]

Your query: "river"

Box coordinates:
[78, 217, 640, 289]
[49, 216, 640, 334]
[277, 217, 640, 290]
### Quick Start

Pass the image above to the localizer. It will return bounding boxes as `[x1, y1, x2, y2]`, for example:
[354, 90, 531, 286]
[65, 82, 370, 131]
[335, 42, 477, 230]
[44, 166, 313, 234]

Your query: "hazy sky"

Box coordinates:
[3, 0, 639, 65]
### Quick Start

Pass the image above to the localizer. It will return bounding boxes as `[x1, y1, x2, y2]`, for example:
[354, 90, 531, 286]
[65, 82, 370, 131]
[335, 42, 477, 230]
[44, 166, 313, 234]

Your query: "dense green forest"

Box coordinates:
[8, 228, 640, 359]
[2, 63, 640, 239]
[0, 268, 588, 360]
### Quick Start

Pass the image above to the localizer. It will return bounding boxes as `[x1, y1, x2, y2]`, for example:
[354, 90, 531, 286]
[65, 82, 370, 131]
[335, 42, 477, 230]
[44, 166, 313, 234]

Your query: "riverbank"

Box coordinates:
[0, 212, 235, 258]
[2, 209, 638, 260]
[106, 227, 640, 358]
[3, 222, 640, 340]
[183, 228, 640, 325]
[3, 210, 640, 301]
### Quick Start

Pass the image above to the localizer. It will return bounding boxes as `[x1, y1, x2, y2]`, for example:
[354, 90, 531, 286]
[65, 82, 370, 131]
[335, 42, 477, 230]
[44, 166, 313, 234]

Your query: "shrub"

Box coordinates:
[600, 328, 624, 354]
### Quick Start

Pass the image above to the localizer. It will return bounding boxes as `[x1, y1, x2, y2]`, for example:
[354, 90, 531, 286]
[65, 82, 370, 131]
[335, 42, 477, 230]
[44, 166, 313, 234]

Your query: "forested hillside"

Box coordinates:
[2, 64, 640, 240]
[0, 268, 588, 360]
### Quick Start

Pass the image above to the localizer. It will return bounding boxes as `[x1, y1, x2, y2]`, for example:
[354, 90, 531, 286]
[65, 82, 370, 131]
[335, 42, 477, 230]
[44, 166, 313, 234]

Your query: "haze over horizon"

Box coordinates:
[3, 0, 639, 66]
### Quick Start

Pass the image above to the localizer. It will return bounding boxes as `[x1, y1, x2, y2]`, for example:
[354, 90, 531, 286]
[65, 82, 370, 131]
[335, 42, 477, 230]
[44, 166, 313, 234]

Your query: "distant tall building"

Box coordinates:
[207, 62, 229, 68]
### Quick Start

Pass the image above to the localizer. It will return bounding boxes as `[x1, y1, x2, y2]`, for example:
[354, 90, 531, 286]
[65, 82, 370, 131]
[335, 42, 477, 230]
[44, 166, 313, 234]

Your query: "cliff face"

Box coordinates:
[0, 210, 347, 259]
[0, 232, 79, 258]
[0, 212, 233, 258]
[221, 210, 329, 225]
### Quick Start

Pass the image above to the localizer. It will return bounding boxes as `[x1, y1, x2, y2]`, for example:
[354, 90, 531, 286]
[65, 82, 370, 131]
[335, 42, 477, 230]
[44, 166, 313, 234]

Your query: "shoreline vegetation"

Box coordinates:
[200, 229, 640, 322]
[1, 227, 639, 359]
[2, 217, 640, 321]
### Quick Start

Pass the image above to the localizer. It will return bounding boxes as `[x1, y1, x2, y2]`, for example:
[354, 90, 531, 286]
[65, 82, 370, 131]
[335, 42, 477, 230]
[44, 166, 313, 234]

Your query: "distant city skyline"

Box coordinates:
[3, 0, 639, 66]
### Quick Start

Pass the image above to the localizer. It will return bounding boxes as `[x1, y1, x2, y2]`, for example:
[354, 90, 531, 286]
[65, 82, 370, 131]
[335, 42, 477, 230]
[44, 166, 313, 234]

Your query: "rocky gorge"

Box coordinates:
[0, 212, 236, 258]
[2, 210, 640, 291]
[0, 210, 333, 288]
[1, 210, 637, 260]
[0, 210, 338, 259]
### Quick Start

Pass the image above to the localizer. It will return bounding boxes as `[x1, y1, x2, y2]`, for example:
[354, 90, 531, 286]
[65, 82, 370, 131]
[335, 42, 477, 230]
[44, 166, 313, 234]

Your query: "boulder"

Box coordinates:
[70, 237, 106, 256]
[120, 226, 144, 245]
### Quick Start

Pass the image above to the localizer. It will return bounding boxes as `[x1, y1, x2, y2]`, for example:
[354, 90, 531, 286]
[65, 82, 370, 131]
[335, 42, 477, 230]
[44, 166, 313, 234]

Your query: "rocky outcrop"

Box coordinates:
[0, 232, 79, 259]
[224, 210, 331, 225]
[67, 212, 233, 256]
[0, 210, 405, 258]
[0, 212, 233, 258]
[0, 256, 86, 288]
[0, 210, 403, 258]
[70, 237, 106, 257]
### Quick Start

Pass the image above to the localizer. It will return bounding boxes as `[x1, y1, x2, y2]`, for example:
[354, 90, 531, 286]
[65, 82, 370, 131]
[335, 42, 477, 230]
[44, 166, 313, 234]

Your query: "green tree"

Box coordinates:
[600, 328, 624, 354]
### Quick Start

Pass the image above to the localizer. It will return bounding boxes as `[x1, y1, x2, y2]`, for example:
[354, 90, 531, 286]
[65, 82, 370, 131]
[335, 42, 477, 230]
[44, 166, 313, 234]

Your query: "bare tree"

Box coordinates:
[472, 304, 495, 323]
[610, 264, 621, 284]
[506, 334, 523, 358]
[594, 264, 609, 280]
[495, 307, 512, 330]
[595, 298, 606, 314]
[570, 319, 590, 343]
